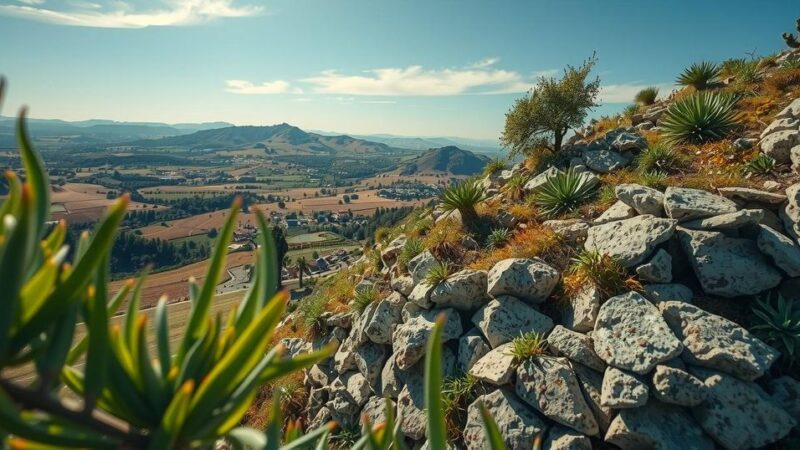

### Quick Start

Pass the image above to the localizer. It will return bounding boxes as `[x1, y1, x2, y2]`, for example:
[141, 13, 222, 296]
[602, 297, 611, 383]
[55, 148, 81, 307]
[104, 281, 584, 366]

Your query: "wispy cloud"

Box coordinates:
[599, 82, 675, 103]
[0, 0, 262, 28]
[225, 79, 301, 95]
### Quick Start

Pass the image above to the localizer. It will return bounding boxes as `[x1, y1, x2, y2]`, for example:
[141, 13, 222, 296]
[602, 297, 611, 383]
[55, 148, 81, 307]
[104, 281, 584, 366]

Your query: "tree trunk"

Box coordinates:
[554, 130, 564, 153]
[298, 271, 304, 288]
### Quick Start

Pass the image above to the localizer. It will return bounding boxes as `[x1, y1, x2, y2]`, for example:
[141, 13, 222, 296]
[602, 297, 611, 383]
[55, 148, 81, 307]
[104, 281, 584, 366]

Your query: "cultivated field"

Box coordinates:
[50, 182, 162, 223]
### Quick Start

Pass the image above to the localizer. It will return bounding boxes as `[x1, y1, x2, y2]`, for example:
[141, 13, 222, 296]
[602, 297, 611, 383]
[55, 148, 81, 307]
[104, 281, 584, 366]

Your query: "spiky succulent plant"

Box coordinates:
[660, 91, 741, 144]
[530, 169, 598, 217]
[676, 61, 721, 90]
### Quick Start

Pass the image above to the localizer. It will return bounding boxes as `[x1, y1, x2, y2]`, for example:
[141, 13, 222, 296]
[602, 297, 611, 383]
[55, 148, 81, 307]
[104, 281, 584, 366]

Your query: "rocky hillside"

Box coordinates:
[399, 146, 490, 176]
[269, 38, 800, 450]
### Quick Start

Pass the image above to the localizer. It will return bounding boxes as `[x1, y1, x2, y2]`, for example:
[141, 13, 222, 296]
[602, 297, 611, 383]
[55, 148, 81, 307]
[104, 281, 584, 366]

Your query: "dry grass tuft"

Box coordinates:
[562, 251, 639, 299]
[423, 218, 467, 262]
[468, 225, 571, 271]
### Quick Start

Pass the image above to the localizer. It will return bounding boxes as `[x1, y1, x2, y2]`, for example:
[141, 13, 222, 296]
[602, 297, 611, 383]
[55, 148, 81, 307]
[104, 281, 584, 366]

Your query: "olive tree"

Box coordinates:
[501, 55, 601, 157]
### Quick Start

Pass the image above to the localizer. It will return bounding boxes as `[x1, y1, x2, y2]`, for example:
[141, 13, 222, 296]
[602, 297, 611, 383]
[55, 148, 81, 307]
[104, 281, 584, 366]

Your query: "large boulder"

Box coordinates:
[615, 184, 665, 216]
[660, 301, 779, 380]
[469, 343, 517, 385]
[677, 227, 782, 297]
[641, 283, 693, 304]
[600, 367, 649, 408]
[392, 308, 462, 370]
[583, 149, 631, 173]
[757, 224, 800, 277]
[663, 187, 739, 222]
[516, 357, 599, 436]
[585, 215, 677, 267]
[782, 182, 800, 241]
[361, 396, 394, 428]
[691, 368, 796, 450]
[524, 167, 560, 191]
[717, 186, 787, 205]
[775, 97, 800, 120]
[593, 292, 682, 374]
[594, 200, 636, 225]
[463, 389, 548, 450]
[381, 235, 407, 264]
[472, 296, 554, 348]
[604, 401, 714, 450]
[760, 116, 800, 138]
[611, 132, 647, 152]
[542, 219, 589, 243]
[651, 365, 708, 407]
[486, 258, 560, 303]
[547, 325, 605, 372]
[760, 129, 800, 163]
[429, 269, 489, 310]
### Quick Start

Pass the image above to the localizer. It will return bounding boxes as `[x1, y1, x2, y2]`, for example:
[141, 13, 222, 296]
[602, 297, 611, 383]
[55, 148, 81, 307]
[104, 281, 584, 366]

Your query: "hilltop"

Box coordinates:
[398, 146, 491, 176]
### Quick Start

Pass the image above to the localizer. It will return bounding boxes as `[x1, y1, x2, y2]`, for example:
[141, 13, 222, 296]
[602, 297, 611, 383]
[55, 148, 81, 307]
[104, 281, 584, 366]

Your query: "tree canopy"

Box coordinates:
[501, 54, 600, 157]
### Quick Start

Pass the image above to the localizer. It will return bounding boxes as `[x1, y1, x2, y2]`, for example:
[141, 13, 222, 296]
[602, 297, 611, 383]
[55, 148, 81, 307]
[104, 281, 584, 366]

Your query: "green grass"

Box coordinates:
[486, 227, 512, 249]
[425, 261, 452, 286]
[635, 143, 686, 173]
[351, 286, 379, 315]
[509, 332, 547, 362]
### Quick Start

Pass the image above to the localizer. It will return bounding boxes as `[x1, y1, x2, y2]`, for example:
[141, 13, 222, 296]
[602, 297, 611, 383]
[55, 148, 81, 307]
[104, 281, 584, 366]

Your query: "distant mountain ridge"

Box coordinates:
[311, 130, 503, 155]
[399, 146, 490, 176]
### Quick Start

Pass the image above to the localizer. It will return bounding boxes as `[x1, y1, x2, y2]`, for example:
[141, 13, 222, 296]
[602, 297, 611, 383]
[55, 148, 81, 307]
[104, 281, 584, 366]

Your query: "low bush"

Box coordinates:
[634, 86, 660, 105]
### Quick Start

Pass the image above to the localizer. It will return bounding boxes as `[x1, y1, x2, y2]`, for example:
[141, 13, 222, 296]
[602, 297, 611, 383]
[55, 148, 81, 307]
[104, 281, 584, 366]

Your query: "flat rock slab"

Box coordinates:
[463, 388, 547, 450]
[516, 357, 600, 436]
[429, 269, 489, 310]
[585, 215, 677, 267]
[757, 224, 800, 277]
[547, 325, 606, 372]
[781, 182, 800, 241]
[392, 308, 462, 370]
[593, 292, 682, 374]
[616, 183, 665, 216]
[681, 209, 763, 230]
[664, 187, 738, 222]
[486, 258, 560, 303]
[601, 367, 648, 408]
[660, 301, 779, 381]
[651, 365, 707, 406]
[469, 343, 517, 385]
[691, 368, 796, 450]
[717, 187, 787, 204]
[472, 296, 554, 348]
[605, 401, 714, 450]
[677, 227, 782, 298]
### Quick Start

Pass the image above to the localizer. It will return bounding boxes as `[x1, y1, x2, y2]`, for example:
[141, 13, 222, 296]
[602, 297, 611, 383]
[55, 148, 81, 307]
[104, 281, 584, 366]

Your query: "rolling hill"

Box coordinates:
[127, 123, 405, 155]
[398, 146, 490, 176]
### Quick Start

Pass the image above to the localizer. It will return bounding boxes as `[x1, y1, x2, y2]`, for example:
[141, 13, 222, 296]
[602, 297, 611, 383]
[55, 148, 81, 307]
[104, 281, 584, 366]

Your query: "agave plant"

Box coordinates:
[530, 169, 598, 218]
[634, 86, 659, 106]
[486, 227, 512, 249]
[501, 173, 528, 201]
[425, 260, 452, 286]
[676, 61, 721, 90]
[660, 91, 741, 144]
[745, 153, 777, 175]
[751, 293, 800, 369]
[439, 180, 485, 226]
[635, 143, 685, 173]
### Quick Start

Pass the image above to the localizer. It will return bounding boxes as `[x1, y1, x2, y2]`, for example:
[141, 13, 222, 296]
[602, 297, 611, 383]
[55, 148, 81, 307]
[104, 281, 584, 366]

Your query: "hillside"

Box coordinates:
[398, 146, 490, 175]
[128, 123, 403, 154]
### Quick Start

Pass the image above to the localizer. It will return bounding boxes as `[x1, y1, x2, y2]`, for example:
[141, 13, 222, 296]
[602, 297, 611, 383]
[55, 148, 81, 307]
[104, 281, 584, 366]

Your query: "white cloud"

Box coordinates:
[599, 82, 675, 103]
[225, 79, 301, 95]
[300, 63, 532, 96]
[0, 0, 262, 28]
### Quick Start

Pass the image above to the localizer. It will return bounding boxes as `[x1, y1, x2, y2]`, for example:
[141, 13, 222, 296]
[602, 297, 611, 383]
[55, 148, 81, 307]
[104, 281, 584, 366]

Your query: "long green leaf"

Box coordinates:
[424, 314, 447, 450]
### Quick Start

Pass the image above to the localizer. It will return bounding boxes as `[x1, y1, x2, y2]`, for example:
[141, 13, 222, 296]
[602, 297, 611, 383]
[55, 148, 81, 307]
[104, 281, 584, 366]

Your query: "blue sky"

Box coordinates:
[0, 1, 797, 140]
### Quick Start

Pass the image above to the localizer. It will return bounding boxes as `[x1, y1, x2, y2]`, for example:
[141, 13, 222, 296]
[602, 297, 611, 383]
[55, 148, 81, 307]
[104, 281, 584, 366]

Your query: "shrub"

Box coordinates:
[351, 286, 379, 315]
[634, 86, 660, 105]
[439, 180, 485, 225]
[398, 237, 425, 271]
[745, 154, 776, 175]
[751, 293, 800, 370]
[635, 143, 686, 173]
[486, 227, 512, 249]
[563, 250, 634, 298]
[720, 58, 760, 85]
[501, 54, 601, 156]
[425, 261, 453, 286]
[660, 91, 741, 144]
[509, 332, 547, 362]
[530, 169, 599, 217]
[483, 158, 508, 176]
[676, 61, 721, 90]
[637, 170, 669, 189]
[501, 173, 528, 201]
